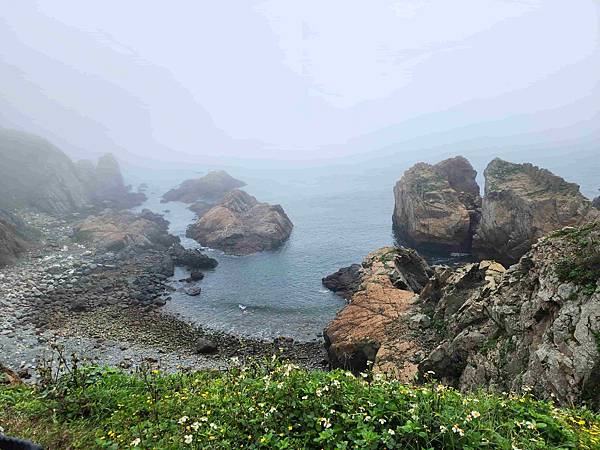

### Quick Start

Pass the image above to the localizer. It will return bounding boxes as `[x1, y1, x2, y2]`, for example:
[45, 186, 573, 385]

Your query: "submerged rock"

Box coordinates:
[162, 170, 245, 204]
[393, 156, 481, 253]
[472, 158, 599, 266]
[186, 190, 293, 255]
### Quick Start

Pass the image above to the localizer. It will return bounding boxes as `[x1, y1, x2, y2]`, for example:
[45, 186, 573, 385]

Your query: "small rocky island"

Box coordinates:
[393, 156, 598, 265]
[161, 170, 246, 217]
[186, 189, 293, 255]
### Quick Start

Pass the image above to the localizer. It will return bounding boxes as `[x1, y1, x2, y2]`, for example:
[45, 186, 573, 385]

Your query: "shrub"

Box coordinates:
[1, 358, 599, 449]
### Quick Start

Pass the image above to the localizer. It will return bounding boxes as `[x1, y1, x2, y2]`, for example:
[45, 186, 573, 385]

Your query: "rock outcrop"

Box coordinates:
[186, 190, 293, 255]
[321, 264, 363, 300]
[323, 247, 432, 377]
[0, 129, 89, 214]
[76, 154, 146, 209]
[162, 170, 245, 205]
[592, 195, 600, 210]
[393, 156, 481, 253]
[472, 158, 599, 266]
[420, 222, 600, 407]
[0, 214, 29, 267]
[72, 209, 180, 252]
[324, 222, 600, 406]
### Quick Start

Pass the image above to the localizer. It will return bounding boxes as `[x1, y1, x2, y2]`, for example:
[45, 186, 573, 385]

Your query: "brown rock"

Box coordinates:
[186, 190, 293, 255]
[472, 158, 599, 266]
[393, 156, 481, 253]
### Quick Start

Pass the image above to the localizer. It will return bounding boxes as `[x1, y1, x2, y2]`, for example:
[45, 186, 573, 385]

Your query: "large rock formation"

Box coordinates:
[323, 247, 432, 377]
[592, 195, 600, 210]
[186, 190, 293, 255]
[76, 153, 146, 209]
[472, 159, 599, 266]
[162, 170, 246, 205]
[73, 209, 179, 252]
[0, 129, 89, 214]
[393, 156, 481, 253]
[420, 221, 600, 407]
[324, 221, 600, 406]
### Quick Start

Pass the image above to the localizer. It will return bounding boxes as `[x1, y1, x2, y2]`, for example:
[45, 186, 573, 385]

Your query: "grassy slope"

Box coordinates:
[1, 360, 599, 450]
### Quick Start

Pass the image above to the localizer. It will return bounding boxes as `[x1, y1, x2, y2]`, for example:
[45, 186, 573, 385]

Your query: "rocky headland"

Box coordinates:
[393, 156, 598, 265]
[323, 220, 600, 406]
[186, 189, 293, 255]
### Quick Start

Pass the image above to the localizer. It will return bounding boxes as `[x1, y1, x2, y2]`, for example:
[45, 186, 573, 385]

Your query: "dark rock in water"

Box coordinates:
[162, 170, 245, 204]
[185, 286, 202, 296]
[393, 156, 481, 254]
[188, 271, 204, 281]
[186, 189, 293, 255]
[169, 244, 218, 269]
[195, 338, 217, 354]
[322, 264, 363, 300]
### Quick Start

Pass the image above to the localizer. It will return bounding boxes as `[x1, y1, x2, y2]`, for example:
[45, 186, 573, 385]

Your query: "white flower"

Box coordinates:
[387, 429, 395, 435]
[191, 421, 200, 431]
[452, 424, 465, 437]
[470, 410, 481, 419]
[301, 395, 308, 400]
[210, 423, 218, 430]
[439, 425, 448, 433]
[130, 438, 141, 447]
[378, 418, 386, 425]
[178, 416, 189, 424]
[184, 434, 193, 444]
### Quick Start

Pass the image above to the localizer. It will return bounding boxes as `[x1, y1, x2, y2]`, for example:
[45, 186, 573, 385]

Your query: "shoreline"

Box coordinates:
[0, 211, 328, 381]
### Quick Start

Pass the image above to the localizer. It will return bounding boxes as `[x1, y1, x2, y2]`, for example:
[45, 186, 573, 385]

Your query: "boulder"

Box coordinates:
[393, 156, 481, 253]
[168, 244, 218, 270]
[472, 158, 599, 266]
[186, 190, 293, 255]
[162, 170, 245, 204]
[592, 195, 600, 210]
[195, 338, 217, 354]
[322, 264, 363, 300]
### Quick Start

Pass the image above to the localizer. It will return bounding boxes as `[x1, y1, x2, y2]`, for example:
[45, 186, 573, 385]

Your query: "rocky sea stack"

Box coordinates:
[393, 156, 598, 265]
[393, 156, 481, 254]
[186, 189, 293, 255]
[162, 170, 245, 209]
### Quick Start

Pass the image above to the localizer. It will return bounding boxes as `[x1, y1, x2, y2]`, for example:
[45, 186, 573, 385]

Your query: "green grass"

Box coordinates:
[1, 359, 599, 449]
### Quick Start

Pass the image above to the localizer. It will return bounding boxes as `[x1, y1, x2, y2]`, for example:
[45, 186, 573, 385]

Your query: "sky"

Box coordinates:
[0, 0, 599, 166]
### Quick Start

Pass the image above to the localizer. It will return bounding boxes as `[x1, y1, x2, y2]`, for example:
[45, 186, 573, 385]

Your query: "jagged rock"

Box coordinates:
[186, 190, 293, 255]
[73, 210, 179, 251]
[419, 222, 600, 406]
[393, 156, 481, 253]
[168, 245, 218, 270]
[472, 158, 599, 266]
[162, 170, 245, 204]
[592, 196, 600, 210]
[322, 264, 363, 300]
[0, 129, 89, 214]
[76, 154, 146, 209]
[323, 247, 429, 377]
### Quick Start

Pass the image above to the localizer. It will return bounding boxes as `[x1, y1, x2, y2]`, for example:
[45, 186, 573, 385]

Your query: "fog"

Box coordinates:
[0, 1, 599, 173]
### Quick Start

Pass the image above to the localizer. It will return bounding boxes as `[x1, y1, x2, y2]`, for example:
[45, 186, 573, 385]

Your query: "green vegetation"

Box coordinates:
[1, 358, 599, 449]
[552, 222, 599, 296]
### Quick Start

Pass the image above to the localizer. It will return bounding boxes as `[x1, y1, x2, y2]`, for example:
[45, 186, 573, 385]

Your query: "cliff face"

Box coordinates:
[0, 129, 89, 214]
[76, 153, 146, 209]
[472, 159, 599, 266]
[393, 156, 481, 253]
[162, 170, 246, 205]
[323, 221, 600, 406]
[420, 221, 600, 407]
[186, 189, 293, 255]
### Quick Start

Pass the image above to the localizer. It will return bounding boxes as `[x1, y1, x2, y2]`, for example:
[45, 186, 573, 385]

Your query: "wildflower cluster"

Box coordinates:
[0, 357, 598, 449]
